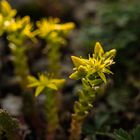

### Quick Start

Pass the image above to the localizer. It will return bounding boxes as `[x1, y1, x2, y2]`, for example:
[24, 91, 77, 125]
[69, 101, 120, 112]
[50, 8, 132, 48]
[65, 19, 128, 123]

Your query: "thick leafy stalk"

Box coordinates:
[69, 79, 97, 140]
[10, 43, 44, 139]
[45, 89, 59, 140]
[69, 42, 116, 140]
[47, 44, 61, 76]
[10, 43, 29, 88]
[28, 74, 65, 139]
[69, 115, 82, 140]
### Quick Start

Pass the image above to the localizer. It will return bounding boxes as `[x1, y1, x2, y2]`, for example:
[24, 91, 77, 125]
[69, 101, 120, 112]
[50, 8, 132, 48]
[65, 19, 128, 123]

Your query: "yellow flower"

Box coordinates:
[5, 16, 36, 44]
[28, 73, 65, 97]
[36, 17, 75, 44]
[0, 0, 17, 20]
[70, 42, 116, 83]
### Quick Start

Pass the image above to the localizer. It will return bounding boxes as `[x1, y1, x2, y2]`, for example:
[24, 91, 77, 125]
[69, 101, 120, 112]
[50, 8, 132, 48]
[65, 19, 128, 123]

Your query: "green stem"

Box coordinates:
[10, 43, 43, 139]
[47, 44, 61, 76]
[10, 43, 29, 88]
[69, 80, 97, 140]
[45, 89, 59, 140]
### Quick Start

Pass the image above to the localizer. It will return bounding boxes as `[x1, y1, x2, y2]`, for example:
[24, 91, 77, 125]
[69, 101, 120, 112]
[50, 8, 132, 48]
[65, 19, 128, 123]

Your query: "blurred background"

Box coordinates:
[0, 0, 140, 140]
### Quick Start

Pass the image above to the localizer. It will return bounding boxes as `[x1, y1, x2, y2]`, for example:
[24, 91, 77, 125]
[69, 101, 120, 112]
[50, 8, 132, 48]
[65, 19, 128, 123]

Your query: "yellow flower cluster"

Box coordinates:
[6, 17, 34, 36]
[36, 18, 75, 45]
[0, 0, 16, 35]
[6, 16, 36, 45]
[70, 42, 116, 84]
[0, 1, 36, 43]
[0, 0, 16, 18]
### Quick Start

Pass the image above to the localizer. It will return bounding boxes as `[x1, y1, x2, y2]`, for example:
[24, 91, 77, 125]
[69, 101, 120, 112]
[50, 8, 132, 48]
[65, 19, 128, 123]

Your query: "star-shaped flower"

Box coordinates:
[70, 42, 116, 84]
[28, 73, 65, 97]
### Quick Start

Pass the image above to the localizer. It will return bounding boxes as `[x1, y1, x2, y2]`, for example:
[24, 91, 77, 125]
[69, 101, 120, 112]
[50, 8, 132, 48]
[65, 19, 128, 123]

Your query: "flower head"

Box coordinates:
[28, 73, 65, 97]
[5, 16, 36, 44]
[0, 0, 17, 20]
[36, 17, 75, 45]
[70, 42, 116, 84]
[0, 0, 17, 35]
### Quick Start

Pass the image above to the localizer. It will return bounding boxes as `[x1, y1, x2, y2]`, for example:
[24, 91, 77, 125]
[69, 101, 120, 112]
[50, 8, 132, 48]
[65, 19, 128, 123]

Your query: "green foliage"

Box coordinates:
[114, 125, 140, 140]
[133, 125, 140, 140]
[114, 128, 133, 140]
[107, 87, 130, 112]
[0, 109, 19, 140]
[78, 0, 140, 50]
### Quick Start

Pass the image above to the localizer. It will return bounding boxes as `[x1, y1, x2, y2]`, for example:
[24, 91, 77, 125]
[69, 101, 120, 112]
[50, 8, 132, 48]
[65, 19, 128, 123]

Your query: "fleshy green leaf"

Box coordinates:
[103, 68, 113, 74]
[69, 71, 80, 80]
[98, 72, 107, 83]
[78, 65, 88, 75]
[74, 101, 83, 113]
[104, 49, 116, 59]
[89, 79, 103, 86]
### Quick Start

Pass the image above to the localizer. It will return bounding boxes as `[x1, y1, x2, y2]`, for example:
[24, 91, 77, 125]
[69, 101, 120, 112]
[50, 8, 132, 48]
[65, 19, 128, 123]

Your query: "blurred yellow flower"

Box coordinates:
[28, 73, 65, 97]
[0, 0, 16, 20]
[36, 17, 75, 44]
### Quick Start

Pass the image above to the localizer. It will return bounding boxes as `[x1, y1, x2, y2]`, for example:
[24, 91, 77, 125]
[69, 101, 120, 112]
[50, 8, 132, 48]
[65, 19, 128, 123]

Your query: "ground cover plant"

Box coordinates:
[0, 0, 140, 140]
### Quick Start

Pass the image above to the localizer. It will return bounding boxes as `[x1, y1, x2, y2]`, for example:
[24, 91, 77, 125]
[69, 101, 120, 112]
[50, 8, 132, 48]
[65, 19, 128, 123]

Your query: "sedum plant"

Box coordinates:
[6, 16, 36, 87]
[36, 18, 75, 76]
[69, 42, 116, 140]
[28, 73, 65, 139]
[5, 16, 36, 87]
[36, 18, 75, 139]
[0, 2, 42, 139]
[0, 2, 75, 139]
[0, 0, 36, 87]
